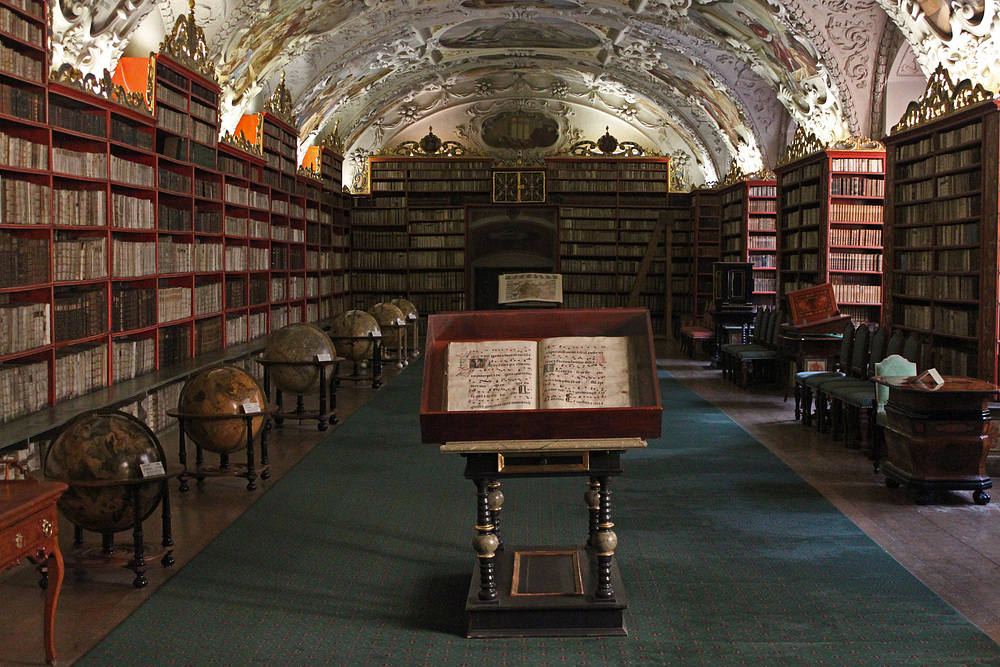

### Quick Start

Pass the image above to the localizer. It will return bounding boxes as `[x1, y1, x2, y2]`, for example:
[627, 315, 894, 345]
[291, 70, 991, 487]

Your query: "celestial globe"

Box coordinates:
[177, 364, 267, 454]
[262, 322, 336, 395]
[328, 309, 381, 362]
[44, 410, 166, 534]
[368, 302, 407, 350]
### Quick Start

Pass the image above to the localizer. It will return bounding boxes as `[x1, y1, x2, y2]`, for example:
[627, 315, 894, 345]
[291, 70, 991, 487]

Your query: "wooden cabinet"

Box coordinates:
[719, 179, 777, 307]
[776, 140, 885, 323]
[883, 79, 1000, 380]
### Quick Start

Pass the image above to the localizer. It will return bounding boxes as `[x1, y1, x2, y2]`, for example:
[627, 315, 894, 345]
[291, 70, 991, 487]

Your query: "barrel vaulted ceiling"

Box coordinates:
[51, 0, 1000, 189]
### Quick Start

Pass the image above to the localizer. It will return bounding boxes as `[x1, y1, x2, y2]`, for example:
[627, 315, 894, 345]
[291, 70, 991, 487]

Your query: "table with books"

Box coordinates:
[420, 308, 662, 638]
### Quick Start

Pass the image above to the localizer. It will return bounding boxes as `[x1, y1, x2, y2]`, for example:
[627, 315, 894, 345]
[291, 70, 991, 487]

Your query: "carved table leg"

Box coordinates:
[472, 477, 499, 601]
[593, 475, 618, 600]
[43, 546, 62, 664]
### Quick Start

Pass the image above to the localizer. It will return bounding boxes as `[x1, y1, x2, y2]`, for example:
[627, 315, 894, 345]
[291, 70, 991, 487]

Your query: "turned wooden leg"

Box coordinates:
[472, 477, 498, 601]
[585, 477, 600, 547]
[43, 547, 62, 664]
[487, 481, 504, 551]
[594, 475, 617, 600]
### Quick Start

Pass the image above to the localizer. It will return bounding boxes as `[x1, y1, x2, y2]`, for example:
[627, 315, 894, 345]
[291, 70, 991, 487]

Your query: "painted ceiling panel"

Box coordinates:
[60, 0, 994, 186]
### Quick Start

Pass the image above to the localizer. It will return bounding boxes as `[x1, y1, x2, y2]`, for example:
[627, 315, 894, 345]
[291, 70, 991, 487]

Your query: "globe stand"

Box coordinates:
[331, 334, 383, 389]
[380, 323, 408, 368]
[168, 406, 278, 492]
[52, 465, 183, 589]
[257, 357, 343, 431]
[405, 315, 422, 359]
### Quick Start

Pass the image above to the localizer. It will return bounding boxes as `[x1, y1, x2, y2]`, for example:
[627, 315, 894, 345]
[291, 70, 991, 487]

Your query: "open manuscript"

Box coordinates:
[446, 336, 630, 411]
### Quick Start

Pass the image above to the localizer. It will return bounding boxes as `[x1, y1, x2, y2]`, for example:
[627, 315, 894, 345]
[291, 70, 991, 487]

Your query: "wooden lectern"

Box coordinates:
[420, 308, 662, 637]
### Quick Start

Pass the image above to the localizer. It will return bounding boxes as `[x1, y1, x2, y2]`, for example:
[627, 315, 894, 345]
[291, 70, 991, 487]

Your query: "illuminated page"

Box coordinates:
[446, 340, 538, 411]
[538, 336, 630, 409]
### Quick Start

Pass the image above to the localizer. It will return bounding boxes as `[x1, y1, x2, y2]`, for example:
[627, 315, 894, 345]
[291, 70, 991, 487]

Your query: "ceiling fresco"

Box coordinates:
[49, 0, 1000, 189]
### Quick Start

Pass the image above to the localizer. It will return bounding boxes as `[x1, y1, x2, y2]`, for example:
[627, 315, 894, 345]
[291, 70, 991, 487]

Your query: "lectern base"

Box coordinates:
[465, 545, 627, 638]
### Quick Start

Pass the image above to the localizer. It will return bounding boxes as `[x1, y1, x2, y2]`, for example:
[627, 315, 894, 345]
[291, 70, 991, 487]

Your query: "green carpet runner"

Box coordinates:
[75, 364, 1000, 665]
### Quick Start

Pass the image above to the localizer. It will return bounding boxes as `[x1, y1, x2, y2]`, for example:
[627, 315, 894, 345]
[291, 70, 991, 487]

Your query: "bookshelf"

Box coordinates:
[664, 192, 694, 335]
[719, 177, 777, 307]
[775, 132, 885, 323]
[883, 69, 999, 381]
[548, 157, 671, 334]
[0, 3, 347, 448]
[352, 156, 491, 317]
[691, 188, 721, 318]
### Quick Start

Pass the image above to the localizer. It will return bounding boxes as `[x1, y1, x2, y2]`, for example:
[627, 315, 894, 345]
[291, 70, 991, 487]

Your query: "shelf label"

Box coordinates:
[140, 461, 165, 477]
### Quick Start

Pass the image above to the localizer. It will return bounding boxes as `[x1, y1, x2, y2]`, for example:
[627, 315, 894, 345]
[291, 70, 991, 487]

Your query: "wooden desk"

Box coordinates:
[441, 438, 646, 638]
[874, 376, 998, 505]
[1, 479, 67, 664]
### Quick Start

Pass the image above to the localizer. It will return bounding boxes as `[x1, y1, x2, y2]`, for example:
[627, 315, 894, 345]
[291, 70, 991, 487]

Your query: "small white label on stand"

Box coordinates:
[140, 461, 165, 477]
[316, 352, 332, 362]
[242, 401, 261, 413]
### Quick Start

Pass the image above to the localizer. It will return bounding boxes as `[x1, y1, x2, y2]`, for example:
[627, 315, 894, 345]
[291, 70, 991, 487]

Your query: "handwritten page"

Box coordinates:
[538, 336, 630, 409]
[446, 340, 538, 411]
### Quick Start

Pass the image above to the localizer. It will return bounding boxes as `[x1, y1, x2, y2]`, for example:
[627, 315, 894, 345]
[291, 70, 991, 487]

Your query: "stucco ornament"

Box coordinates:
[51, 0, 154, 76]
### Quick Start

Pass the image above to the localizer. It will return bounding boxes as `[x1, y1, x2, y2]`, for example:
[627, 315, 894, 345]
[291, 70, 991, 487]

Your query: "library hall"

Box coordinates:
[4, 0, 1000, 664]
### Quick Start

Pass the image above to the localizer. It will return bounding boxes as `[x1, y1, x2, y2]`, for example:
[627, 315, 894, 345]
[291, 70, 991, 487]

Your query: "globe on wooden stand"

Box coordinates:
[170, 364, 276, 491]
[329, 309, 383, 389]
[390, 297, 421, 358]
[259, 322, 340, 430]
[43, 409, 179, 588]
[368, 302, 408, 368]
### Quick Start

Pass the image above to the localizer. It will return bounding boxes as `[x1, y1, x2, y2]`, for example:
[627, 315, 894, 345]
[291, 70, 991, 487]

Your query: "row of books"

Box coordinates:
[1, 176, 49, 224]
[0, 81, 43, 122]
[0, 232, 48, 287]
[54, 343, 108, 402]
[937, 122, 982, 150]
[831, 283, 882, 305]
[0, 299, 49, 356]
[933, 304, 978, 337]
[194, 282, 223, 315]
[0, 41, 43, 82]
[830, 157, 883, 173]
[112, 285, 155, 332]
[158, 286, 192, 323]
[0, 6, 43, 45]
[829, 203, 883, 223]
[54, 237, 107, 281]
[52, 147, 106, 178]
[194, 316, 223, 356]
[831, 175, 884, 197]
[748, 216, 776, 232]
[828, 251, 882, 272]
[53, 288, 106, 341]
[781, 253, 819, 272]
[112, 336, 155, 383]
[748, 185, 777, 197]
[0, 130, 47, 169]
[0, 358, 47, 425]
[899, 274, 977, 301]
[111, 155, 155, 187]
[782, 183, 819, 206]
[58, 188, 122, 228]
[829, 227, 882, 247]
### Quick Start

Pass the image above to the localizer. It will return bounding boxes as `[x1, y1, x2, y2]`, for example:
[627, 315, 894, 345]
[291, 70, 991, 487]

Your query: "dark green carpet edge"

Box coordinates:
[74, 363, 1000, 666]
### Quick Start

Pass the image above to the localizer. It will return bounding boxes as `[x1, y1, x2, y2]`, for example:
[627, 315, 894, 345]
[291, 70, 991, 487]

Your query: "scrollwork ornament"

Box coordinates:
[778, 126, 827, 165]
[221, 128, 264, 157]
[264, 73, 296, 127]
[829, 136, 886, 151]
[160, 0, 216, 81]
[891, 64, 996, 133]
[49, 63, 152, 114]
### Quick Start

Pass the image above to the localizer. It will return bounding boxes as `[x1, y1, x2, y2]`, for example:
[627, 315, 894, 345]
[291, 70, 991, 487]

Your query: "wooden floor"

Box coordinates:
[3, 344, 1000, 665]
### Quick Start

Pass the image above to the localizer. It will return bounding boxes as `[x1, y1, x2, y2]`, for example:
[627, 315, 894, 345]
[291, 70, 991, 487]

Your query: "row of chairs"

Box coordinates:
[718, 308, 786, 387]
[794, 321, 920, 468]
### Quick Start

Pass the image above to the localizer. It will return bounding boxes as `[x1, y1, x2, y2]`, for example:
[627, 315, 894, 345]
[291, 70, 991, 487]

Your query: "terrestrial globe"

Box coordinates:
[262, 322, 336, 395]
[177, 364, 267, 454]
[44, 410, 166, 534]
[328, 309, 381, 362]
[368, 302, 407, 349]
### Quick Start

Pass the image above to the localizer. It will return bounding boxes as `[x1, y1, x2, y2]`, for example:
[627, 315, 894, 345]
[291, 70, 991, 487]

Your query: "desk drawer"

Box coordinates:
[0, 505, 58, 564]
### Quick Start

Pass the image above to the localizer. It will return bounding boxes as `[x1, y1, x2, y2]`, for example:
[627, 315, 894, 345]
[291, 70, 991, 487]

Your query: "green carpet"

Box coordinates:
[76, 364, 1000, 666]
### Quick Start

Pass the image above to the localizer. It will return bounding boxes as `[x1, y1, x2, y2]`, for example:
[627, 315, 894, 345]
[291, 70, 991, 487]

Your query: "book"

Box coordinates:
[498, 273, 563, 305]
[446, 336, 630, 411]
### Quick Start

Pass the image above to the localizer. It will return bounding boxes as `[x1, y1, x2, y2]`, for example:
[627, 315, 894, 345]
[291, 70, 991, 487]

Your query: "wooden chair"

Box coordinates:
[679, 312, 715, 358]
[794, 321, 854, 424]
[812, 324, 869, 435]
[870, 354, 918, 473]
[824, 327, 889, 449]
[719, 309, 768, 381]
[733, 310, 785, 388]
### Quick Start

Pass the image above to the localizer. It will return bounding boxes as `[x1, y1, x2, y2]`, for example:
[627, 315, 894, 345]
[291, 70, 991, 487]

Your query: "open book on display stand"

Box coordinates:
[446, 336, 629, 411]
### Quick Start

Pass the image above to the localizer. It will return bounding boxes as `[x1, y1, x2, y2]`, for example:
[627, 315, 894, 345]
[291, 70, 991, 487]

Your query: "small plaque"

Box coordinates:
[242, 401, 261, 413]
[140, 461, 165, 477]
[316, 352, 332, 362]
[804, 357, 827, 372]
